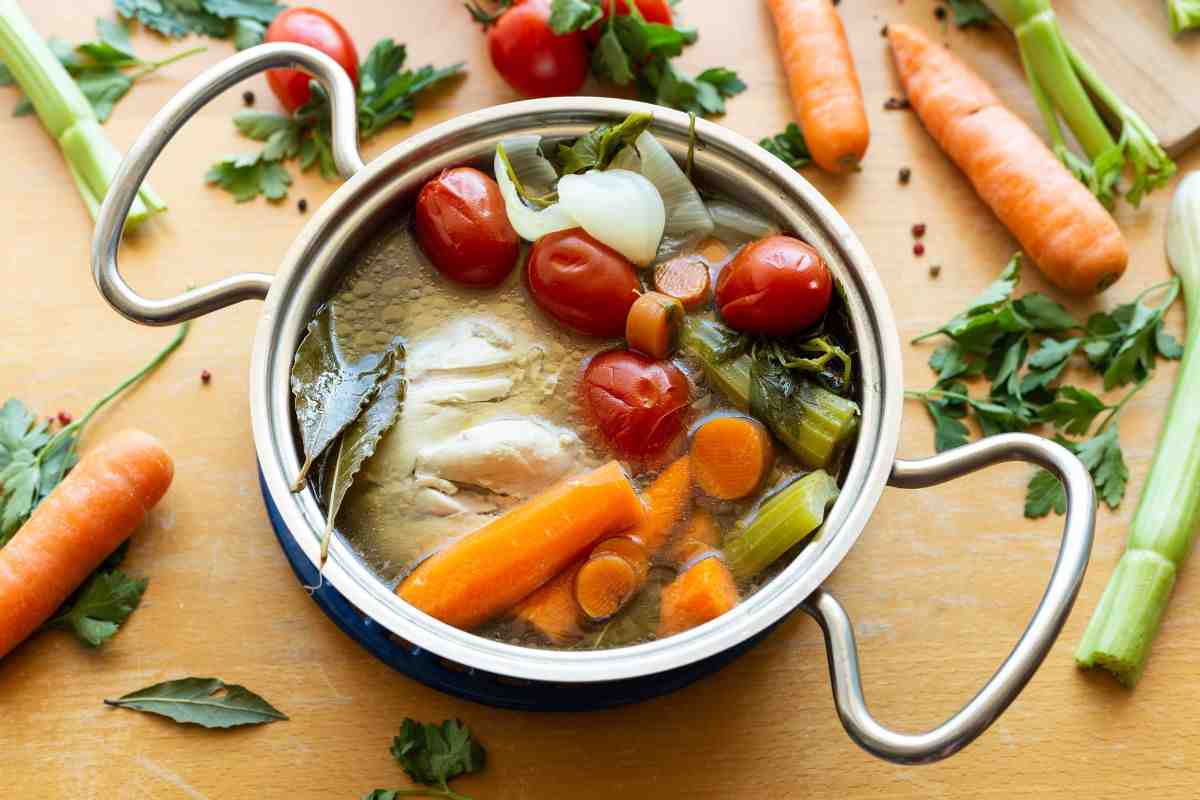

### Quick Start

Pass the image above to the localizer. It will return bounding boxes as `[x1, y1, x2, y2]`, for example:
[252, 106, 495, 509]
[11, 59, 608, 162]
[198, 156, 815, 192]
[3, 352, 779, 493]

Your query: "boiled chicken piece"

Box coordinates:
[415, 417, 580, 497]
[412, 487, 499, 517]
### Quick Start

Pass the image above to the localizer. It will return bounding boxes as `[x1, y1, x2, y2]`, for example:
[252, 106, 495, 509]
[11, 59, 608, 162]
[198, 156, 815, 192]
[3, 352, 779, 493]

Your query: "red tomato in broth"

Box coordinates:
[488, 0, 589, 98]
[527, 228, 641, 337]
[265, 8, 359, 112]
[580, 350, 691, 461]
[715, 235, 833, 336]
[415, 167, 520, 287]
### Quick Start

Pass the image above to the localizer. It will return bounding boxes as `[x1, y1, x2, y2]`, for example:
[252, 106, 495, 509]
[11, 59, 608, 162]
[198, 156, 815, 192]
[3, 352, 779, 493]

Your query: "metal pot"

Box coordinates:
[92, 44, 1095, 765]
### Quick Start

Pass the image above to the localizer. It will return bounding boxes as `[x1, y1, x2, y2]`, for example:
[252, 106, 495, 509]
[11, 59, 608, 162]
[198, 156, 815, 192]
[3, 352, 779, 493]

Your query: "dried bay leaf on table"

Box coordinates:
[290, 307, 395, 489]
[104, 677, 288, 728]
[318, 345, 407, 565]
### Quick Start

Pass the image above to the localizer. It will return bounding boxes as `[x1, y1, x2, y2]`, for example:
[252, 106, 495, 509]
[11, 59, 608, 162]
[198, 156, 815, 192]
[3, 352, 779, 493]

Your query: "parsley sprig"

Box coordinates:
[759, 122, 812, 171]
[207, 39, 463, 202]
[534, 0, 746, 116]
[0, 322, 188, 646]
[115, 0, 284, 49]
[945, 0, 995, 28]
[906, 255, 1182, 517]
[364, 718, 486, 800]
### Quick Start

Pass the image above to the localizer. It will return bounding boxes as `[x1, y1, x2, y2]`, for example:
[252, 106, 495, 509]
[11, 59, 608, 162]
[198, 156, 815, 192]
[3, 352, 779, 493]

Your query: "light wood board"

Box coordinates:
[2, 1, 1200, 798]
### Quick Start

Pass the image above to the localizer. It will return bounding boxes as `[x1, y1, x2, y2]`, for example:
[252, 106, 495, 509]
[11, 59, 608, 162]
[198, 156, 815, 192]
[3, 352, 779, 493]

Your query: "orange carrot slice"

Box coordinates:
[626, 291, 684, 359]
[666, 509, 721, 566]
[691, 416, 774, 500]
[511, 560, 586, 645]
[575, 553, 641, 622]
[657, 556, 739, 638]
[654, 256, 712, 310]
[624, 455, 692, 553]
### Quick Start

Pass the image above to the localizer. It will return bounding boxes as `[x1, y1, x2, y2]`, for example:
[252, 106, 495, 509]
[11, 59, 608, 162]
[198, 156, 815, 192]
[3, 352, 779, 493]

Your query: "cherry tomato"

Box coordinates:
[415, 167, 520, 287]
[527, 228, 640, 337]
[585, 0, 673, 45]
[265, 8, 359, 112]
[488, 0, 588, 98]
[715, 235, 833, 336]
[580, 349, 690, 461]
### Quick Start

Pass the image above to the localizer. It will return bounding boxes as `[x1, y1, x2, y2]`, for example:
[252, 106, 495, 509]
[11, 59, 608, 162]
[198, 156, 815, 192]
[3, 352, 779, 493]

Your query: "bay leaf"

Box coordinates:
[318, 345, 406, 566]
[104, 677, 288, 728]
[290, 308, 394, 490]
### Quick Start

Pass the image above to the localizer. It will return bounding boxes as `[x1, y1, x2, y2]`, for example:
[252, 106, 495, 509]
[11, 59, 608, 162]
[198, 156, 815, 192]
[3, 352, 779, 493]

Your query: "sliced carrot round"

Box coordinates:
[575, 553, 641, 622]
[654, 255, 712, 310]
[626, 291, 684, 359]
[691, 416, 774, 500]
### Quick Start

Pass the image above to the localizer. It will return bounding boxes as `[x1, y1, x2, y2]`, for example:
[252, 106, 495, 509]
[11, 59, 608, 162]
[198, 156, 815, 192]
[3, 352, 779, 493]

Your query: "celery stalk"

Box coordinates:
[0, 0, 164, 228]
[985, 0, 1175, 207]
[1167, 0, 1200, 35]
[680, 316, 752, 410]
[1075, 173, 1200, 686]
[725, 470, 839, 579]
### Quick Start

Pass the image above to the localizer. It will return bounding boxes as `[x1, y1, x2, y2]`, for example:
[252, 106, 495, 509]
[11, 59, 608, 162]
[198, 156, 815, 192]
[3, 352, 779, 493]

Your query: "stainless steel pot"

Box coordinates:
[92, 44, 1095, 765]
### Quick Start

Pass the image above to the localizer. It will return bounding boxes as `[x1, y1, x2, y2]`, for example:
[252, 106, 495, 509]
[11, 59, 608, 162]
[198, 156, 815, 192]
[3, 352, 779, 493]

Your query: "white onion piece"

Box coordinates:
[707, 200, 779, 243]
[557, 169, 666, 267]
[493, 149, 575, 242]
[500, 134, 559, 196]
[608, 145, 642, 173]
[632, 131, 712, 258]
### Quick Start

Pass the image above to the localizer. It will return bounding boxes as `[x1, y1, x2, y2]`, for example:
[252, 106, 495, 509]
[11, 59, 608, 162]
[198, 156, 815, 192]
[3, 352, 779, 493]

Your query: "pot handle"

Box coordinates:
[802, 432, 1094, 765]
[92, 43, 364, 326]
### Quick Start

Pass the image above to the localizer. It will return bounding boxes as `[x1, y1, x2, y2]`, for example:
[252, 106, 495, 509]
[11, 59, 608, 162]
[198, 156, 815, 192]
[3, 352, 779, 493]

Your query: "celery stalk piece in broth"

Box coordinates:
[0, 0, 164, 228]
[725, 470, 839, 579]
[1075, 173, 1200, 687]
[984, 0, 1176, 207]
[1167, 0, 1200, 35]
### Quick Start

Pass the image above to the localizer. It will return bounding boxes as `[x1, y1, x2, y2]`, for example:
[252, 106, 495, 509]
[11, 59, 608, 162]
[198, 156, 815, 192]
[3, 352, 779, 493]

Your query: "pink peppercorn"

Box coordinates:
[913, 243, 925, 256]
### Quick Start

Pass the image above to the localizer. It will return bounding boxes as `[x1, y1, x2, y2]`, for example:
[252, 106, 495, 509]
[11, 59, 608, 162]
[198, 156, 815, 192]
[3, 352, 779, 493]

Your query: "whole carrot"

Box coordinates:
[888, 24, 1127, 294]
[766, 0, 869, 173]
[0, 430, 173, 659]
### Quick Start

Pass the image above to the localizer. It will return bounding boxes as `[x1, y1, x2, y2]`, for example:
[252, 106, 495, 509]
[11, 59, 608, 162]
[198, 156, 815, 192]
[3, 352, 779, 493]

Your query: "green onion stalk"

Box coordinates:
[984, 0, 1176, 208]
[0, 0, 163, 228]
[1075, 173, 1200, 687]
[1167, 0, 1200, 35]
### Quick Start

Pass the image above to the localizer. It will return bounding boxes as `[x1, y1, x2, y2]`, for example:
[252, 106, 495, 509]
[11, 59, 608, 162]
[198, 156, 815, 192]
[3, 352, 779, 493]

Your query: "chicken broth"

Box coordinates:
[292, 117, 860, 651]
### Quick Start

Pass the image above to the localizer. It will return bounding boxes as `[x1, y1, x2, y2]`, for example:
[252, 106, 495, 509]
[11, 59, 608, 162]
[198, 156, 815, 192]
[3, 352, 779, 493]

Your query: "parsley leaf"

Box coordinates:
[465, 0, 514, 30]
[115, 0, 283, 39]
[549, 0, 603, 32]
[1076, 425, 1130, 509]
[206, 153, 292, 201]
[760, 123, 811, 171]
[51, 568, 148, 647]
[946, 0, 995, 27]
[384, 718, 486, 799]
[1037, 385, 1109, 436]
[556, 110, 652, 174]
[1025, 468, 1066, 518]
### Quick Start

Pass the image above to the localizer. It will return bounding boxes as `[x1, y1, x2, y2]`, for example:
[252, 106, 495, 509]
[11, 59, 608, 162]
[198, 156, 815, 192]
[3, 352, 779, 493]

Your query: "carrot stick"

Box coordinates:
[0, 430, 173, 659]
[511, 559, 586, 645]
[654, 256, 712, 310]
[888, 24, 1128, 294]
[657, 555, 739, 638]
[766, 0, 870, 173]
[397, 461, 646, 631]
[626, 291, 684, 359]
[691, 416, 774, 500]
[624, 455, 691, 552]
[666, 508, 721, 565]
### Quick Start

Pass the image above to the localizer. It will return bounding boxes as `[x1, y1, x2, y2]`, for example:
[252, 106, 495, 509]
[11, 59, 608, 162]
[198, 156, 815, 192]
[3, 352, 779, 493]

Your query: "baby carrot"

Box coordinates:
[397, 461, 645, 631]
[626, 291, 684, 359]
[691, 416, 774, 500]
[0, 430, 173, 659]
[888, 24, 1127, 294]
[511, 560, 586, 645]
[653, 256, 712, 310]
[766, 0, 870, 173]
[657, 555, 740, 638]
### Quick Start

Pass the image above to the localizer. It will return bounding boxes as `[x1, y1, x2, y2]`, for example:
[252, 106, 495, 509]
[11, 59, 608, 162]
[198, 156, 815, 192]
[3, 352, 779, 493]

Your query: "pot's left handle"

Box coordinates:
[92, 43, 364, 326]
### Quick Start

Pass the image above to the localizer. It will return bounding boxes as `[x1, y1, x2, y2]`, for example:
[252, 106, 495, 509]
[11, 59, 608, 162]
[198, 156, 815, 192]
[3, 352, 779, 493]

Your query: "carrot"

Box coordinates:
[511, 560, 586, 645]
[397, 461, 646, 631]
[657, 555, 739, 638]
[626, 291, 684, 360]
[766, 0, 870, 173]
[697, 237, 730, 265]
[887, 24, 1128, 294]
[0, 430, 173, 659]
[653, 256, 711, 310]
[571, 456, 692, 621]
[666, 508, 721, 565]
[691, 416, 774, 500]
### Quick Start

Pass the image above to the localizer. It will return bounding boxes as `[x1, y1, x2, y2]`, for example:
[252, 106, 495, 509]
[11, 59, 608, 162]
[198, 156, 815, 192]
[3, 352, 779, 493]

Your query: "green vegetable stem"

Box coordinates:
[1167, 0, 1200, 35]
[984, 0, 1176, 207]
[725, 470, 839, 579]
[1075, 172, 1200, 687]
[0, 0, 165, 228]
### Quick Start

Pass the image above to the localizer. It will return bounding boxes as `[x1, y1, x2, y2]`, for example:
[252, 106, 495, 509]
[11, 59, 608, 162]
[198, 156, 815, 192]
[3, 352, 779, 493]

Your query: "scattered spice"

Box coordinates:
[56, 410, 72, 425]
[883, 96, 911, 111]
[913, 243, 926, 256]
[880, 24, 889, 37]
[898, 167, 912, 185]
[912, 223, 927, 238]
[929, 264, 942, 278]
[935, 5, 948, 20]
[200, 369, 212, 384]
[242, 90, 255, 107]
[297, 198, 308, 214]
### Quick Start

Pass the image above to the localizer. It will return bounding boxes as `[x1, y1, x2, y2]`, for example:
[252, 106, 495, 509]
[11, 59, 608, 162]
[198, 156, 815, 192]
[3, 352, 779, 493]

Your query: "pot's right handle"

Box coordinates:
[92, 43, 364, 326]
[802, 432, 1094, 765]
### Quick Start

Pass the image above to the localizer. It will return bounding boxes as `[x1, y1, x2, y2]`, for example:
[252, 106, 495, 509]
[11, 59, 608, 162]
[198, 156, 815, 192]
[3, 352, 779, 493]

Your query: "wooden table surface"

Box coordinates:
[4, 1, 1198, 796]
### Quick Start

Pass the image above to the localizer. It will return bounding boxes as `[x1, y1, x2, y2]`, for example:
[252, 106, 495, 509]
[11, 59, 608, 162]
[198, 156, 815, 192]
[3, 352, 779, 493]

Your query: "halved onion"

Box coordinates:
[500, 134, 559, 197]
[558, 169, 666, 267]
[632, 131, 712, 258]
[494, 148, 575, 242]
[707, 200, 780, 243]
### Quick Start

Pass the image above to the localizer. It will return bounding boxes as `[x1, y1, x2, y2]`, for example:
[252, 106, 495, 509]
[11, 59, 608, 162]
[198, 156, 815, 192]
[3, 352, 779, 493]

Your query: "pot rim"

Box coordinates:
[250, 97, 904, 683]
